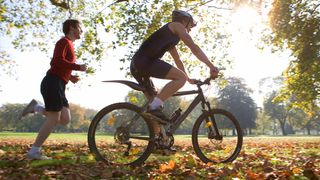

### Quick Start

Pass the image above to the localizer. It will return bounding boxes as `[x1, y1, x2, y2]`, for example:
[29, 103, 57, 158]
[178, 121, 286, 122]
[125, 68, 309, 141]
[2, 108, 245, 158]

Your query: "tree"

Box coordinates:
[0, 103, 23, 131]
[255, 109, 273, 135]
[53, 103, 91, 132]
[1, 0, 265, 73]
[0, 103, 96, 132]
[263, 91, 290, 135]
[0, 103, 45, 132]
[217, 77, 257, 135]
[268, 0, 320, 113]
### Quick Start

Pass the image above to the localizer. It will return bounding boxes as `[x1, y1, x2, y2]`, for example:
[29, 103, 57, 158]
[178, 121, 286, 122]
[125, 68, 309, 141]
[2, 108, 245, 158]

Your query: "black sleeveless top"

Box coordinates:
[134, 23, 180, 59]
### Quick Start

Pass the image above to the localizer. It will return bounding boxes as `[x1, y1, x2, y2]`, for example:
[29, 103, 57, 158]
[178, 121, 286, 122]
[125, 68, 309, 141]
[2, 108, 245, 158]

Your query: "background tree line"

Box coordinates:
[0, 103, 96, 133]
[1, 76, 318, 135]
[1, 0, 319, 135]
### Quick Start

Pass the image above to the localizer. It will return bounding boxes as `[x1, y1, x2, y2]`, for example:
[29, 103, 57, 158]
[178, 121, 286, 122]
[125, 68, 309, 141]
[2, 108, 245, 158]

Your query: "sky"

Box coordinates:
[0, 6, 290, 110]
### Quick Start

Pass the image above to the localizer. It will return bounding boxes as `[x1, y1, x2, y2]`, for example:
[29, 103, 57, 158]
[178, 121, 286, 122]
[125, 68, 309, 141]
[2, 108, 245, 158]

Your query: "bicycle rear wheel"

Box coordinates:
[88, 103, 155, 166]
[192, 109, 243, 163]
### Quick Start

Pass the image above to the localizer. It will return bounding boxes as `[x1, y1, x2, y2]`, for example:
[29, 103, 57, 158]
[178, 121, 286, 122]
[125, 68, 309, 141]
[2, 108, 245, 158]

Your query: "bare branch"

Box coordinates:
[187, 0, 233, 11]
[49, 0, 68, 10]
[310, 3, 320, 15]
[206, 5, 233, 10]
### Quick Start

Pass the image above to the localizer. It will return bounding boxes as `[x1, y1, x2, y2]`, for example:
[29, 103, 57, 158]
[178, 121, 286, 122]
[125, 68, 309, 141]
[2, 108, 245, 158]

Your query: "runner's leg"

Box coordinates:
[33, 111, 60, 147]
[58, 107, 71, 125]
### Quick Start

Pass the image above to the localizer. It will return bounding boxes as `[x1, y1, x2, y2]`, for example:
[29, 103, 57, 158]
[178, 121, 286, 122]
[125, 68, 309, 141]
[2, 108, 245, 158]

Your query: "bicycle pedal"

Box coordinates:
[141, 112, 168, 124]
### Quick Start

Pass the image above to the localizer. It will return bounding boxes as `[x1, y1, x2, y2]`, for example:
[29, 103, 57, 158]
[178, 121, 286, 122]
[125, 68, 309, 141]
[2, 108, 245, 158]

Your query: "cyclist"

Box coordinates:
[19, 19, 87, 160]
[130, 10, 219, 124]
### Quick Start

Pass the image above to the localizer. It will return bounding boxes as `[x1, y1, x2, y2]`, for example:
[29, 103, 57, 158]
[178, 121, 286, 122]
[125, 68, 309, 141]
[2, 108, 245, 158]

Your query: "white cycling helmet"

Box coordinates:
[172, 10, 197, 28]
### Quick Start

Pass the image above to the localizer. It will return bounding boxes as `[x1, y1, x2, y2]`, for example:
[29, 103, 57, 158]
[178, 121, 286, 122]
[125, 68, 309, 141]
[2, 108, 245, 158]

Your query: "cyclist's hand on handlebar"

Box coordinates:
[188, 78, 197, 84]
[210, 66, 219, 79]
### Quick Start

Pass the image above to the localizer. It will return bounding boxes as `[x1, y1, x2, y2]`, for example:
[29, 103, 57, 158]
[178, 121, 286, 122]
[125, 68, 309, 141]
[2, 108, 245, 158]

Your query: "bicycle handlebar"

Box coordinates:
[193, 67, 224, 86]
[193, 77, 213, 86]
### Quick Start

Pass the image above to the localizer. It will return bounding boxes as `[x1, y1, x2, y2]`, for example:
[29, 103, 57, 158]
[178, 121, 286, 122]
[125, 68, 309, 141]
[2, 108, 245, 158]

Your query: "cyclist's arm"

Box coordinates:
[169, 22, 216, 70]
[169, 47, 187, 74]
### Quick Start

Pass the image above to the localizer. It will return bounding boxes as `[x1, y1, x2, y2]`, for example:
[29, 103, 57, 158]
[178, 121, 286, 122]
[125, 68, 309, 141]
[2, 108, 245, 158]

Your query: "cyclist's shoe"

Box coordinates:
[27, 151, 51, 160]
[19, 99, 39, 120]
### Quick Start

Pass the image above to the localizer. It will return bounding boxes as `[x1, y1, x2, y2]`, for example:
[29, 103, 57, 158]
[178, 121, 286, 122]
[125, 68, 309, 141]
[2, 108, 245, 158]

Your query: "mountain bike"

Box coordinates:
[87, 77, 243, 166]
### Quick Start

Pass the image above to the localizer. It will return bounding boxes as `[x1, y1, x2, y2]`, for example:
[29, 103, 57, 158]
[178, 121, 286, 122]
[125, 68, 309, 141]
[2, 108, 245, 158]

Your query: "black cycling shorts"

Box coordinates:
[40, 72, 69, 112]
[130, 55, 173, 95]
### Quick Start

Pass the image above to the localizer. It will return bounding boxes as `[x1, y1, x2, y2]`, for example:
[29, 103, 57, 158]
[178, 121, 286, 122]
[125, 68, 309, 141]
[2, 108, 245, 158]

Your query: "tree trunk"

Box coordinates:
[279, 120, 287, 136]
[306, 125, 311, 135]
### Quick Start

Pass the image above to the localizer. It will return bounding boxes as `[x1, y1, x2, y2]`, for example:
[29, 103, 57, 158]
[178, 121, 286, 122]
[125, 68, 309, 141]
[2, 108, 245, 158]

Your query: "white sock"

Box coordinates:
[34, 104, 44, 114]
[29, 145, 41, 154]
[149, 97, 163, 110]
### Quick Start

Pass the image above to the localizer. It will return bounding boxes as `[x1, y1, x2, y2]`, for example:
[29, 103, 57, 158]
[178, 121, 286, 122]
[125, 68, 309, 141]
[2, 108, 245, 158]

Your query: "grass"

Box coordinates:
[1, 132, 319, 143]
[0, 132, 88, 141]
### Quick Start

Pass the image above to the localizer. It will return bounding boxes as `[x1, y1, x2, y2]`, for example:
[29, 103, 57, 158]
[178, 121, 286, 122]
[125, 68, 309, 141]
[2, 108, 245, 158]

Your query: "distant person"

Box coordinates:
[20, 19, 87, 160]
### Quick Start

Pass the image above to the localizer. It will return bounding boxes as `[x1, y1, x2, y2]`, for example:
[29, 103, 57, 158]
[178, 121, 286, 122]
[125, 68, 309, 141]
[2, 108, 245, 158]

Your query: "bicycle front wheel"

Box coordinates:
[88, 103, 155, 166]
[192, 109, 243, 163]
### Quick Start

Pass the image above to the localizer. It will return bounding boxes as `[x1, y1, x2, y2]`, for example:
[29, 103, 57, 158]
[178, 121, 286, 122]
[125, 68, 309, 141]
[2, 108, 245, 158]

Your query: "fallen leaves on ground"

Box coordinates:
[0, 136, 319, 179]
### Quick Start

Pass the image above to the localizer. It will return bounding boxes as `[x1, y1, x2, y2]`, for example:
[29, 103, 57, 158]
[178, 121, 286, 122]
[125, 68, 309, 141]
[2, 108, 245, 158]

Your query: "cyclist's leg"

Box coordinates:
[130, 60, 157, 100]
[156, 67, 187, 101]
[131, 57, 186, 117]
[147, 59, 187, 103]
[131, 62, 161, 133]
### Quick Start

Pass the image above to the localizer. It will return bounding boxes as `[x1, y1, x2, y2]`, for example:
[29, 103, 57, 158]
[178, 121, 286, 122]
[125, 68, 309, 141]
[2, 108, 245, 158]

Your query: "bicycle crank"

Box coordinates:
[114, 127, 130, 144]
[156, 132, 174, 149]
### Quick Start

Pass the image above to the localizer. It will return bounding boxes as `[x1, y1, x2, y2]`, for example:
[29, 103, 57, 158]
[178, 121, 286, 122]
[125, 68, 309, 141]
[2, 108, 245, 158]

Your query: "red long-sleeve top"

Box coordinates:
[48, 36, 81, 83]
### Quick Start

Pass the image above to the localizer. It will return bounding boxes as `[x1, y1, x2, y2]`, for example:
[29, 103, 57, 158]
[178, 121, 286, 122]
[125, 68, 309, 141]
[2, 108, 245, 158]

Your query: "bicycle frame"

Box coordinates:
[168, 88, 208, 133]
[103, 79, 220, 137]
[141, 84, 218, 135]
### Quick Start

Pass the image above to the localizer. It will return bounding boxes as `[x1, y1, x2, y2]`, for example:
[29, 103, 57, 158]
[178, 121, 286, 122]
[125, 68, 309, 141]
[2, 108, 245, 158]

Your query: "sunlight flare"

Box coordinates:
[231, 6, 260, 29]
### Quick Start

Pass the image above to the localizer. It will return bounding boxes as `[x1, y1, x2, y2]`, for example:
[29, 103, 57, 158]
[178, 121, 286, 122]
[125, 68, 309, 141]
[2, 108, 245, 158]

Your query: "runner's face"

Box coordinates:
[72, 24, 82, 39]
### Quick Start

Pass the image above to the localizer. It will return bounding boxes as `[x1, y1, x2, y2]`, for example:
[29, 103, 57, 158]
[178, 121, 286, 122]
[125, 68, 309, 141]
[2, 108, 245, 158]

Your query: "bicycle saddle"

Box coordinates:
[102, 80, 145, 92]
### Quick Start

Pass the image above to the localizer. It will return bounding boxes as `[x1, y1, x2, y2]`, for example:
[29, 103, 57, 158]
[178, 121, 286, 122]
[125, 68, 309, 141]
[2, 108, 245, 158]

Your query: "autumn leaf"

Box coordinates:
[129, 148, 140, 156]
[224, 145, 232, 154]
[159, 164, 168, 172]
[129, 96, 138, 104]
[0, 149, 5, 155]
[0, 135, 319, 179]
[292, 167, 303, 174]
[107, 116, 115, 126]
[186, 154, 198, 167]
[168, 159, 175, 169]
[205, 121, 213, 128]
[206, 162, 213, 166]
[159, 159, 175, 172]
[87, 153, 95, 161]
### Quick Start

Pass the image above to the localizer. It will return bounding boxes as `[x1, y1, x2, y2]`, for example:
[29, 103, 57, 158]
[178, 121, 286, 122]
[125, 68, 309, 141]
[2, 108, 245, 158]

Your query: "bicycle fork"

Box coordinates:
[205, 110, 223, 141]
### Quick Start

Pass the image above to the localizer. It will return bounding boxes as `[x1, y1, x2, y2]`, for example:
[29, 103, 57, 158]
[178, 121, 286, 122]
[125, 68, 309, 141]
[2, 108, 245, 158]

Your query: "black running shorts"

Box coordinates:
[40, 72, 69, 111]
